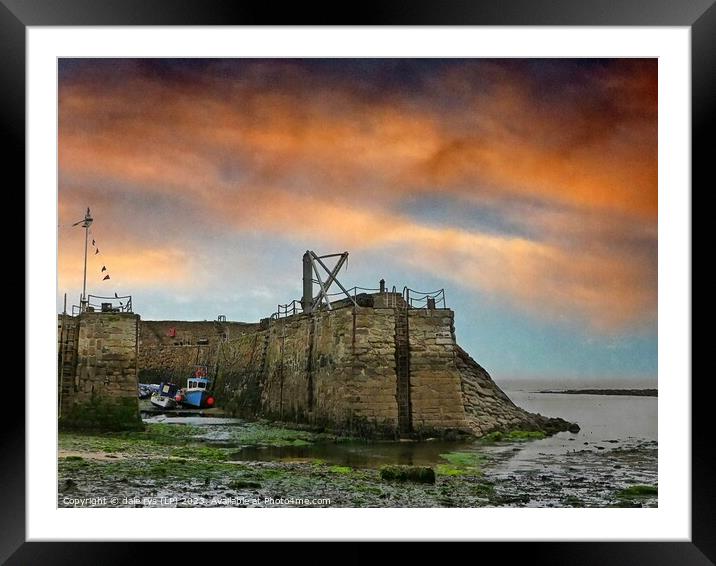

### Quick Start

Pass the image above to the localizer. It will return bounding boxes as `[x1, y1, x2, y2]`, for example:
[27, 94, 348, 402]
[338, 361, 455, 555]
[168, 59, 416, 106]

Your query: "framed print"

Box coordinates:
[7, 0, 707, 561]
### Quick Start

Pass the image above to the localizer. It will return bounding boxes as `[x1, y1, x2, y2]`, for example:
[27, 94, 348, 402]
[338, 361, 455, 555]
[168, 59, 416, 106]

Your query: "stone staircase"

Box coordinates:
[57, 315, 79, 417]
[394, 304, 412, 434]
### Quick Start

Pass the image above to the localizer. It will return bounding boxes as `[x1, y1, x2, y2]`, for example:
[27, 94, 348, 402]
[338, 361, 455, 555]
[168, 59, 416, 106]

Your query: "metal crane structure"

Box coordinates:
[301, 250, 357, 314]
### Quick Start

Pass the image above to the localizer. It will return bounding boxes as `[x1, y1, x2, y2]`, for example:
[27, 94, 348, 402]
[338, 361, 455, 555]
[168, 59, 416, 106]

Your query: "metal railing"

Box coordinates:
[403, 287, 446, 309]
[72, 294, 133, 315]
[271, 286, 390, 319]
[269, 284, 447, 319]
[270, 299, 302, 320]
[321, 285, 382, 298]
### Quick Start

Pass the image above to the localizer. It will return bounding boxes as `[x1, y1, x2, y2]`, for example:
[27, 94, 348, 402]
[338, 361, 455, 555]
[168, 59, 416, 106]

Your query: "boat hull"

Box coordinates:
[150, 394, 178, 409]
[181, 389, 212, 408]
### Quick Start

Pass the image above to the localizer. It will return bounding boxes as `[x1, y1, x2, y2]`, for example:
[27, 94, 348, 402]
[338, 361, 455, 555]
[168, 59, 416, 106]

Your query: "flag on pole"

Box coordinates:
[101, 266, 107, 272]
[95, 248, 100, 255]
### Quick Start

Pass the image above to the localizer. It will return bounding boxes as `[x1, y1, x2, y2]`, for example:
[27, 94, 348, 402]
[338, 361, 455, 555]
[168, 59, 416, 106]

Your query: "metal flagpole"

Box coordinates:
[80, 207, 93, 310]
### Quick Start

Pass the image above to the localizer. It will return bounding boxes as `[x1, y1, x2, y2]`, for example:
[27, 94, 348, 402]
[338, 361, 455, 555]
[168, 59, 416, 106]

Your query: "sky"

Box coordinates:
[57, 58, 657, 385]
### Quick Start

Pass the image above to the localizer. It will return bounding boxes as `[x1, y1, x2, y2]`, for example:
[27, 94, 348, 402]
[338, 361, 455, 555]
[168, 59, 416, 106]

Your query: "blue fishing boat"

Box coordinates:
[177, 365, 215, 409]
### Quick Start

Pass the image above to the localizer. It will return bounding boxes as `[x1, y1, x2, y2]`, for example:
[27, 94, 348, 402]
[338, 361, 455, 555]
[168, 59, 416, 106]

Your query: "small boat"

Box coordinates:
[138, 383, 159, 399]
[150, 382, 181, 409]
[176, 366, 215, 409]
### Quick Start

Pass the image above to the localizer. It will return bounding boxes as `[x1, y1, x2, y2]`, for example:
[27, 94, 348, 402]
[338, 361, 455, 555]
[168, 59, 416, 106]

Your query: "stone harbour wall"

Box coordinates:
[260, 314, 312, 421]
[212, 307, 400, 435]
[407, 310, 471, 433]
[213, 331, 269, 417]
[58, 312, 143, 431]
[137, 320, 258, 383]
[59, 294, 577, 437]
[310, 307, 399, 434]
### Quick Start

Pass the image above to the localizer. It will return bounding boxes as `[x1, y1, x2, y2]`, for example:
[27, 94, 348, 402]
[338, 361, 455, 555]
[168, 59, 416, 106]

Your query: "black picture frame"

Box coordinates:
[7, 0, 705, 562]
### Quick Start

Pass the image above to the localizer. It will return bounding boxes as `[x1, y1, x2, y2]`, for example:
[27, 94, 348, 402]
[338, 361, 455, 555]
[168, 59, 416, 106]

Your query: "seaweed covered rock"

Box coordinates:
[455, 345, 579, 438]
[380, 465, 436, 484]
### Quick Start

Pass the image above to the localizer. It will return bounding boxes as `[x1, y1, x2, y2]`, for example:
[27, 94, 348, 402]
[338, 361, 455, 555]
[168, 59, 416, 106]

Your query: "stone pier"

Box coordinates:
[135, 293, 577, 438]
[57, 291, 577, 437]
[58, 312, 143, 431]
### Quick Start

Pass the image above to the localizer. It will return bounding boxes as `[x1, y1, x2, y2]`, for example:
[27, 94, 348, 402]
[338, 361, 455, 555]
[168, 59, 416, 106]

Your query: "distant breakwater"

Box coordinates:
[536, 389, 657, 397]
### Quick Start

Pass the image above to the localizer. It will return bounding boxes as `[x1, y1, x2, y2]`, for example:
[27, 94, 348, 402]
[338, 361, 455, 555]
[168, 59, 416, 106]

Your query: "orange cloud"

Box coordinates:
[59, 60, 656, 218]
[58, 59, 657, 331]
[198, 188, 655, 331]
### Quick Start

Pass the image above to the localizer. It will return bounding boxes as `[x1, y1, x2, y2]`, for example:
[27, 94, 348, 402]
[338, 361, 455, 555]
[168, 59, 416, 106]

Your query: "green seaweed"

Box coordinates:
[436, 464, 465, 477]
[328, 466, 352, 474]
[481, 430, 546, 443]
[379, 465, 436, 484]
[506, 430, 546, 441]
[59, 397, 144, 432]
[170, 445, 229, 462]
[617, 484, 658, 498]
[230, 423, 323, 447]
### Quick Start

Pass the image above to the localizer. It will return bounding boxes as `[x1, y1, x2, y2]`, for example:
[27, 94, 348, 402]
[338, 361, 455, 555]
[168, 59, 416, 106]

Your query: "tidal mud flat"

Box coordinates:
[58, 392, 657, 508]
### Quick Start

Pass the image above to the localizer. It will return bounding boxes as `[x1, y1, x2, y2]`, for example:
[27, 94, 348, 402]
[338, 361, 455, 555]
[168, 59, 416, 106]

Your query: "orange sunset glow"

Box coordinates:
[58, 59, 657, 381]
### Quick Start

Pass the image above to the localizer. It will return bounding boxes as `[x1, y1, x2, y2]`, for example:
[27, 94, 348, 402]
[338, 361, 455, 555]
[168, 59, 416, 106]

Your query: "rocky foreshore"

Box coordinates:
[456, 346, 580, 437]
[57, 418, 655, 508]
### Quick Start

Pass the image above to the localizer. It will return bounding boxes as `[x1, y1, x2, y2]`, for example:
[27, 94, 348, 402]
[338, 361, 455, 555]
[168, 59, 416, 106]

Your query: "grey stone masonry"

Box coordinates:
[58, 312, 142, 431]
[129, 293, 577, 438]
